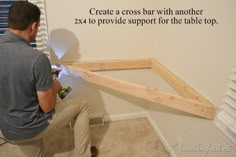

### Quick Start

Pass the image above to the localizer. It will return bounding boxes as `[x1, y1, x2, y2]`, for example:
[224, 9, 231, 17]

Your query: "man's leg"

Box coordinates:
[70, 100, 91, 157]
[5, 98, 91, 157]
[15, 139, 44, 157]
[0, 138, 44, 157]
[51, 99, 91, 157]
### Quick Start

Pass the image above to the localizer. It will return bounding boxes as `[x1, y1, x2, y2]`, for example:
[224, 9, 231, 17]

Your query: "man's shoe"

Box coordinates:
[91, 146, 98, 157]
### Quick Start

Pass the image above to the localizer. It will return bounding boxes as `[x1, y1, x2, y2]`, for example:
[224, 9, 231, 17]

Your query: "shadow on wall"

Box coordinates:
[44, 28, 109, 156]
[48, 28, 80, 64]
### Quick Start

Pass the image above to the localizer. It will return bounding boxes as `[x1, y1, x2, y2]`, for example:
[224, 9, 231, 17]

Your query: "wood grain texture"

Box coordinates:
[67, 65, 216, 120]
[64, 58, 151, 71]
[151, 58, 215, 108]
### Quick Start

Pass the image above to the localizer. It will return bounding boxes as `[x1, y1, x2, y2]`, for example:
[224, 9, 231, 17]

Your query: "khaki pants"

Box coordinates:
[0, 99, 91, 157]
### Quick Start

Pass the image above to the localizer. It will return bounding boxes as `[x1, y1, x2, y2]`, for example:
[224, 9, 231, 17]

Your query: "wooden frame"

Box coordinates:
[64, 58, 216, 120]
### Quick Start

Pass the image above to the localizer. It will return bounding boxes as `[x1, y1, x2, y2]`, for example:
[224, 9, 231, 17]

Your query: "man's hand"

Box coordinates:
[51, 68, 61, 78]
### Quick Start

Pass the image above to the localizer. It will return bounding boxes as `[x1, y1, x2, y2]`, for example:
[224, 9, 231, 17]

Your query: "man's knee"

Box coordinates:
[67, 99, 89, 111]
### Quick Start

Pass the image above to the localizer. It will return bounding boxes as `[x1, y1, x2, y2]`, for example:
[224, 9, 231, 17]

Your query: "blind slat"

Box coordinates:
[0, 0, 48, 52]
[225, 89, 236, 101]
[221, 104, 236, 119]
[224, 97, 236, 110]
[217, 66, 236, 150]
[0, 0, 50, 58]
[229, 126, 236, 134]
[228, 82, 236, 92]
[0, 23, 8, 27]
[29, 0, 50, 58]
[0, 1, 15, 35]
[0, 18, 7, 23]
[0, 1, 17, 5]
[218, 111, 234, 126]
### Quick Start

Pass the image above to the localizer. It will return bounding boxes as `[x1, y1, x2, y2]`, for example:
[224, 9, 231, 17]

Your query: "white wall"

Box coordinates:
[146, 2, 236, 156]
[46, 0, 158, 61]
[45, 0, 236, 156]
[45, 0, 236, 109]
[46, 0, 159, 116]
[151, 0, 236, 108]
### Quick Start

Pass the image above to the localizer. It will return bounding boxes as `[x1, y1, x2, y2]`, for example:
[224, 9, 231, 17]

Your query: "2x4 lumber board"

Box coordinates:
[64, 58, 151, 71]
[151, 58, 215, 108]
[67, 66, 216, 120]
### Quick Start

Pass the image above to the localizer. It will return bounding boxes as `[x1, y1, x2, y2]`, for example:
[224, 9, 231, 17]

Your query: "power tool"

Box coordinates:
[52, 69, 72, 99]
[57, 86, 72, 99]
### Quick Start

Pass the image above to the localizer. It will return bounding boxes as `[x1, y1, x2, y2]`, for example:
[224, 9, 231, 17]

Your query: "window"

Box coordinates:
[0, 0, 50, 58]
[29, 0, 50, 57]
[0, 0, 16, 36]
[215, 68, 236, 148]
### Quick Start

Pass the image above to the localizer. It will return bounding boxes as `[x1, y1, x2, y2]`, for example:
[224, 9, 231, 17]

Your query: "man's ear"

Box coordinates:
[28, 22, 39, 41]
[31, 22, 39, 32]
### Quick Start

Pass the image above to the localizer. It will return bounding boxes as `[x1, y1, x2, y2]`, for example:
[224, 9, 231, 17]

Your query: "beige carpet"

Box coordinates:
[44, 118, 170, 157]
[0, 118, 170, 157]
[90, 118, 170, 157]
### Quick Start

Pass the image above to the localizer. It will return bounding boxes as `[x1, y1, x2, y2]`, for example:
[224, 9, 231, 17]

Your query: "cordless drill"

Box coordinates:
[52, 69, 72, 99]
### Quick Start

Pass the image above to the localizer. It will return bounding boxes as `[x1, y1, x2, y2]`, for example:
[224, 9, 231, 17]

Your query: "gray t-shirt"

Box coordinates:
[0, 31, 54, 140]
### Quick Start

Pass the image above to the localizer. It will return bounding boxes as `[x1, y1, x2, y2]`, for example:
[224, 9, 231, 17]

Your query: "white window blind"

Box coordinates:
[0, 0, 50, 59]
[0, 0, 16, 36]
[215, 68, 236, 149]
[28, 0, 50, 59]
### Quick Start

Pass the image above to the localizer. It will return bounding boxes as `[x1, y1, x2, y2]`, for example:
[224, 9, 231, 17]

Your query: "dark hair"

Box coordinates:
[8, 1, 41, 30]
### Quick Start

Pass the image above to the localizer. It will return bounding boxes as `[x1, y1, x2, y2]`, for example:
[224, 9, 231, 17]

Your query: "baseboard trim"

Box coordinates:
[104, 112, 176, 157]
[145, 113, 177, 157]
[104, 112, 147, 122]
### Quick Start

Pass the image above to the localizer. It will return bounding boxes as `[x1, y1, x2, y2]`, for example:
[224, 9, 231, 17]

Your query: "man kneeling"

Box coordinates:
[0, 2, 97, 157]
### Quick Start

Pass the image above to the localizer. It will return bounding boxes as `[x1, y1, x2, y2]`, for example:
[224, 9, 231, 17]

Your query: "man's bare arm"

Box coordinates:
[37, 80, 62, 113]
